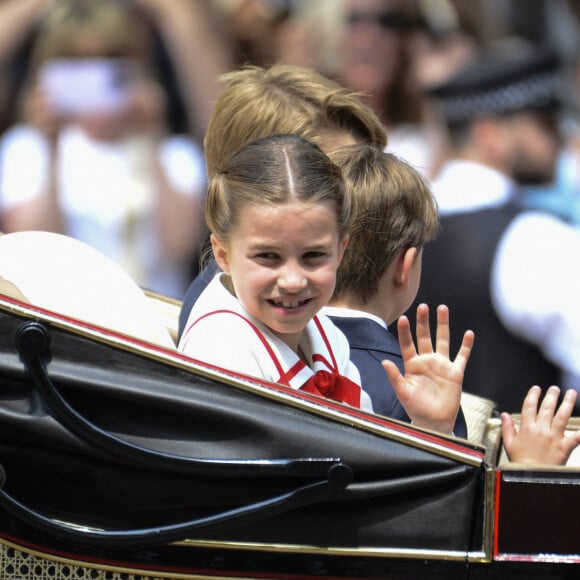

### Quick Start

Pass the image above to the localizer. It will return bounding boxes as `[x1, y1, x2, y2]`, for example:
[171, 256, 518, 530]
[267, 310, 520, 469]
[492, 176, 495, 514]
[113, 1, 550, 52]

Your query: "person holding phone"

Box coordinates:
[0, 0, 206, 299]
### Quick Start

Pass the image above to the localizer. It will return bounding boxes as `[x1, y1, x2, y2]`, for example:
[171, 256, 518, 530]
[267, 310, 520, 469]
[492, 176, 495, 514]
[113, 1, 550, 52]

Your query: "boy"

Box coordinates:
[324, 144, 468, 436]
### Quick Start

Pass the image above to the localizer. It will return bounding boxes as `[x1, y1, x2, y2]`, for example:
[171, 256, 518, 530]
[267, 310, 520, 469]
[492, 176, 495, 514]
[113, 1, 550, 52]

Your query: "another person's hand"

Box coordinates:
[501, 385, 580, 465]
[382, 303, 474, 435]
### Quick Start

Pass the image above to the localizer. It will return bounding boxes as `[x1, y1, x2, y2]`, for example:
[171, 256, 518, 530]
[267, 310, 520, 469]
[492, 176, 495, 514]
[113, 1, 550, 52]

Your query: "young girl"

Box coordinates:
[178, 133, 373, 410]
[179, 133, 475, 419]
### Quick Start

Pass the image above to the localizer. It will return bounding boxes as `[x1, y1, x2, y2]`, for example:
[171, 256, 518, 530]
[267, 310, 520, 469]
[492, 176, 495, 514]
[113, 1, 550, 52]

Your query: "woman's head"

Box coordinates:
[207, 134, 351, 349]
[206, 133, 351, 242]
[22, 0, 156, 138]
[29, 0, 151, 69]
[338, 0, 424, 126]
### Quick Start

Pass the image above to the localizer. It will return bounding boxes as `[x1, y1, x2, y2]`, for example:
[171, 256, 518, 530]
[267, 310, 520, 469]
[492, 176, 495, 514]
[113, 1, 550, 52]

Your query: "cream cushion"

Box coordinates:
[0, 231, 174, 348]
[461, 391, 498, 445]
[0, 275, 30, 303]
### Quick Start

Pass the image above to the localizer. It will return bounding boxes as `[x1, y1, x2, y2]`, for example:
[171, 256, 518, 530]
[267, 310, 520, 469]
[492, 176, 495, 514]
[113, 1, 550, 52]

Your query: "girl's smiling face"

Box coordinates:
[212, 200, 348, 351]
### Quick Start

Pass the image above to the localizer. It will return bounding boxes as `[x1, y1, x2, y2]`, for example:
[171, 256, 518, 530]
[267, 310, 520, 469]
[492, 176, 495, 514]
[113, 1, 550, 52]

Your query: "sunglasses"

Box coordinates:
[347, 11, 415, 31]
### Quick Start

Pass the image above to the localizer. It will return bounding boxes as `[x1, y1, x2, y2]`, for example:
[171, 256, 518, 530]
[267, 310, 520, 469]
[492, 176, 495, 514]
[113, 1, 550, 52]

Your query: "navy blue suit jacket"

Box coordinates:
[330, 316, 468, 439]
[178, 259, 219, 340]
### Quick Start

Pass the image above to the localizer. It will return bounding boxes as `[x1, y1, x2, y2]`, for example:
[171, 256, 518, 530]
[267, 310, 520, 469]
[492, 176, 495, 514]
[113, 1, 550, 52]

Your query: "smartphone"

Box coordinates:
[39, 58, 135, 115]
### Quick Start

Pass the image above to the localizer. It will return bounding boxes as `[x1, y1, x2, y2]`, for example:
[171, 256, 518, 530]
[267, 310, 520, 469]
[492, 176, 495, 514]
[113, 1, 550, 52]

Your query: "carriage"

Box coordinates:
[1, 232, 579, 580]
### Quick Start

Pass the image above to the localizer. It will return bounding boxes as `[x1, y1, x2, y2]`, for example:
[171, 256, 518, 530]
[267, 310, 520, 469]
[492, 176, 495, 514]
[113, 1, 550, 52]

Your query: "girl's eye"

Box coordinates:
[254, 252, 279, 262]
[303, 251, 327, 262]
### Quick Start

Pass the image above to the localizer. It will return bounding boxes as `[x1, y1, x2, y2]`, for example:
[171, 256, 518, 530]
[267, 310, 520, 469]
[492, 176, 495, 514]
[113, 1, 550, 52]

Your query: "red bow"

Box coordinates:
[301, 370, 361, 408]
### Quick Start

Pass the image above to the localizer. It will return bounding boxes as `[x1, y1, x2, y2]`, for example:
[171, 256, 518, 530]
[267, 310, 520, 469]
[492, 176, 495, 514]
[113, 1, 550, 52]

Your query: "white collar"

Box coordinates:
[322, 306, 388, 330]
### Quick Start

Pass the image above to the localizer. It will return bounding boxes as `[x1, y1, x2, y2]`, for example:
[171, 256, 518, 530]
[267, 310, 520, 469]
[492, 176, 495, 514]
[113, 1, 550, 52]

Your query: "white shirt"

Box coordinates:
[433, 159, 515, 216]
[434, 159, 580, 388]
[386, 124, 438, 179]
[0, 124, 206, 298]
[179, 274, 372, 411]
[492, 211, 580, 387]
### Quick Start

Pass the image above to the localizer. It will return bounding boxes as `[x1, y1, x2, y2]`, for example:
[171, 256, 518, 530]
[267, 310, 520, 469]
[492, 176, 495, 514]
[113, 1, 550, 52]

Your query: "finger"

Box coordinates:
[558, 429, 580, 466]
[382, 360, 410, 404]
[397, 315, 418, 360]
[415, 303, 433, 354]
[552, 388, 577, 433]
[500, 412, 517, 453]
[435, 304, 450, 358]
[453, 329, 475, 372]
[565, 429, 580, 456]
[520, 385, 542, 426]
[537, 385, 560, 426]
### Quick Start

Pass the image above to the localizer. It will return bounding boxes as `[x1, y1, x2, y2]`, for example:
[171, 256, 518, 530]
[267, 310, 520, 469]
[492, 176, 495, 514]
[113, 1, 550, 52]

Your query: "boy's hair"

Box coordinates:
[203, 64, 387, 179]
[206, 134, 351, 241]
[330, 144, 439, 304]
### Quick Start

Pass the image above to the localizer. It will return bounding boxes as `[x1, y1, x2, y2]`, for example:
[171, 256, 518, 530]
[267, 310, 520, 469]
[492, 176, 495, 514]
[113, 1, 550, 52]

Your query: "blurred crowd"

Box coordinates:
[0, 0, 579, 403]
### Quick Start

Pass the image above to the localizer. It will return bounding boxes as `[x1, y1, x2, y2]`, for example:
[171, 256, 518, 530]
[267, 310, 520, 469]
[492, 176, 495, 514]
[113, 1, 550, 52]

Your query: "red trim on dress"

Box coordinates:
[184, 310, 361, 407]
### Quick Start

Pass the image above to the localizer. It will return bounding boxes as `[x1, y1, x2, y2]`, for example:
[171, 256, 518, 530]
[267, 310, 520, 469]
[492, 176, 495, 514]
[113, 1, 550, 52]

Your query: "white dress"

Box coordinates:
[179, 273, 373, 412]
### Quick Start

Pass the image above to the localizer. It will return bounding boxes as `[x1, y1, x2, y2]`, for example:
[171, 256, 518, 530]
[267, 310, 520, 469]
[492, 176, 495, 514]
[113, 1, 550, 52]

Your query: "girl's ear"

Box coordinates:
[338, 234, 350, 263]
[396, 247, 418, 289]
[211, 234, 231, 274]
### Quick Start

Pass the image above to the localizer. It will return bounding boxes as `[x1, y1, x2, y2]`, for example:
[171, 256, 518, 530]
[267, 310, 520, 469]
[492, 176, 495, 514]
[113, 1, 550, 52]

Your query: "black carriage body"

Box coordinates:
[0, 296, 578, 580]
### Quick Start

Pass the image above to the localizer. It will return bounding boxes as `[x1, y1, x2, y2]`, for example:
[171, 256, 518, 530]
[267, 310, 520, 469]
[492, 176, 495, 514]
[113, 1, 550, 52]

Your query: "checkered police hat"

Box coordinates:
[429, 46, 563, 125]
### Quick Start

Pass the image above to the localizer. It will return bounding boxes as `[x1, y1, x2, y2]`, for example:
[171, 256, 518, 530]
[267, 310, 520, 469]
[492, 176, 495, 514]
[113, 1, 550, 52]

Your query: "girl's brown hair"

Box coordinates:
[206, 133, 351, 243]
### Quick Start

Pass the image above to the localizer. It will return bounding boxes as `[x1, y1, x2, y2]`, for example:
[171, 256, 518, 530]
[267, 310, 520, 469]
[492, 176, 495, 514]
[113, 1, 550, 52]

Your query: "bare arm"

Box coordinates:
[3, 145, 63, 233]
[130, 78, 205, 262]
[148, 145, 205, 262]
[2, 83, 64, 233]
[133, 0, 232, 141]
[0, 0, 47, 64]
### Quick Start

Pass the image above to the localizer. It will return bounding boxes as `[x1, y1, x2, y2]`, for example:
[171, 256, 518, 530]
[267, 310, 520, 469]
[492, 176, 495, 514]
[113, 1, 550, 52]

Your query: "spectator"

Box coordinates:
[332, 0, 437, 177]
[409, 0, 495, 177]
[0, 0, 49, 135]
[0, 0, 206, 298]
[413, 43, 580, 411]
[515, 1, 580, 226]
